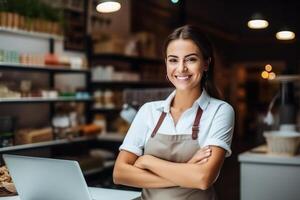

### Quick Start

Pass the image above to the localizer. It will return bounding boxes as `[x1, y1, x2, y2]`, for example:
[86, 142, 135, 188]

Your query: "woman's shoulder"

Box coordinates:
[139, 100, 165, 112]
[209, 97, 235, 114]
[142, 100, 165, 109]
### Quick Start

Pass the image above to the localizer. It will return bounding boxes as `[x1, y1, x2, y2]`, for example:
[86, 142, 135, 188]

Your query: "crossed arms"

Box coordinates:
[113, 146, 225, 190]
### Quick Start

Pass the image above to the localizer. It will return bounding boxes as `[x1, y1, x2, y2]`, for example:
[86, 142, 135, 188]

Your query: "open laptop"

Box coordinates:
[3, 154, 140, 200]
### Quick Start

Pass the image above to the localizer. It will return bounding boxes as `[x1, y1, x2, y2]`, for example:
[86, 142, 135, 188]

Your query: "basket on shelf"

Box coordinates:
[264, 131, 300, 156]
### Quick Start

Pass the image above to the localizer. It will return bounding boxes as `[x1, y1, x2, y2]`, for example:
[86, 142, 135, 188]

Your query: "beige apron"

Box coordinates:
[140, 107, 217, 200]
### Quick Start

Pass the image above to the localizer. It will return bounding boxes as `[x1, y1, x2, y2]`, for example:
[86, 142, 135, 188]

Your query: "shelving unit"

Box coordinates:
[0, 134, 125, 154]
[0, 62, 91, 150]
[0, 27, 63, 41]
[63, 0, 87, 51]
[90, 80, 170, 89]
[0, 136, 97, 153]
[0, 97, 91, 104]
[91, 54, 164, 65]
[0, 63, 89, 73]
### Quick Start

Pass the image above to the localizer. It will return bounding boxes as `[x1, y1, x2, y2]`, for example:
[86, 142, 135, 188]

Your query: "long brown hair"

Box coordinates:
[163, 25, 221, 99]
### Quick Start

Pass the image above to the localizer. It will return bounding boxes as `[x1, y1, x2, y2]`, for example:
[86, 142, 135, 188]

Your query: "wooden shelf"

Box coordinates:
[0, 27, 63, 41]
[97, 133, 125, 142]
[0, 133, 125, 153]
[91, 80, 170, 88]
[91, 54, 164, 65]
[0, 62, 89, 73]
[0, 97, 91, 104]
[0, 136, 97, 153]
[91, 107, 122, 113]
[64, 6, 84, 13]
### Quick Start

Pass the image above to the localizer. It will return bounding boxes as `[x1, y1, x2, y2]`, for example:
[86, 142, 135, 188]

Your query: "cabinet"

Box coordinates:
[238, 146, 300, 200]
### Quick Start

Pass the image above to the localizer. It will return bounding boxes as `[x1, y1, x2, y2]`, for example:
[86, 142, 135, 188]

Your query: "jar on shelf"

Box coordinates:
[105, 65, 114, 81]
[93, 90, 103, 108]
[103, 90, 115, 108]
[93, 114, 106, 134]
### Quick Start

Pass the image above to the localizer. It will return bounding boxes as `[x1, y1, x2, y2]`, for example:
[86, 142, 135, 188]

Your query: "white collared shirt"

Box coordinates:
[119, 89, 235, 157]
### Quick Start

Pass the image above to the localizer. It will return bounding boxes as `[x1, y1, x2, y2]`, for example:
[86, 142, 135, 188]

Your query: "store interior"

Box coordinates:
[0, 0, 300, 199]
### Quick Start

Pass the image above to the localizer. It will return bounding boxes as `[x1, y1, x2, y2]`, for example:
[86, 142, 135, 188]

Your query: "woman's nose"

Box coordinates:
[178, 61, 188, 72]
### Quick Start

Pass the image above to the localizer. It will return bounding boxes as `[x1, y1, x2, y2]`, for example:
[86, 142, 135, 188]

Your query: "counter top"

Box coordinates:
[238, 145, 300, 165]
[0, 187, 141, 200]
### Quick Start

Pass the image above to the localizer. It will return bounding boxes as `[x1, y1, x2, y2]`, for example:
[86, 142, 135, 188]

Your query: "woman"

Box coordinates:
[113, 25, 235, 200]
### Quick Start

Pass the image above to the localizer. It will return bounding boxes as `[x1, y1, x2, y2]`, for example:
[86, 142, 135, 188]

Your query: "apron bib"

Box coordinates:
[140, 107, 217, 200]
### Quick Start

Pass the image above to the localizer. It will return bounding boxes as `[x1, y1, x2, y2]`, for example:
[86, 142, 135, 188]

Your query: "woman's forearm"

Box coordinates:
[113, 162, 177, 188]
[139, 147, 225, 190]
[143, 156, 207, 189]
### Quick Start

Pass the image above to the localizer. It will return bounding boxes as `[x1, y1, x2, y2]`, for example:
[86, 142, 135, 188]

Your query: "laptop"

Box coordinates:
[3, 154, 140, 200]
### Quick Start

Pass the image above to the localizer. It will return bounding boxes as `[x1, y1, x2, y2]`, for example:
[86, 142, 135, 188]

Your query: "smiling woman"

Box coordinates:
[113, 25, 235, 200]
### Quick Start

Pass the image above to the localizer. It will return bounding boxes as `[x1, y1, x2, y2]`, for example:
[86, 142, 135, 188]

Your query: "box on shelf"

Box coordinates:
[81, 124, 102, 136]
[124, 31, 157, 58]
[93, 33, 125, 54]
[93, 114, 107, 133]
[15, 127, 53, 145]
[93, 39, 125, 54]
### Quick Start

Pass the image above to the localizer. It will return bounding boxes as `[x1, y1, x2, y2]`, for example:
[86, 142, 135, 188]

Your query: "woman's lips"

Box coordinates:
[175, 75, 192, 80]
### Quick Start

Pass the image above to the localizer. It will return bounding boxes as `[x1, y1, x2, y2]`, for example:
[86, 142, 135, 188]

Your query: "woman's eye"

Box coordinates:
[168, 59, 178, 63]
[185, 57, 197, 63]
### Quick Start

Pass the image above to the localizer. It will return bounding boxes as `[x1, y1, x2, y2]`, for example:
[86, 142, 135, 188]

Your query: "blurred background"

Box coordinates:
[0, 0, 299, 199]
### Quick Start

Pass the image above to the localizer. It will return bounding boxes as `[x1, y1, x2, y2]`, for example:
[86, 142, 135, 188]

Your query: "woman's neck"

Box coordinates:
[171, 87, 202, 112]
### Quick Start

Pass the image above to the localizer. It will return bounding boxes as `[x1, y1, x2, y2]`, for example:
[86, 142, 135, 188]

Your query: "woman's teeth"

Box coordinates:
[175, 75, 191, 80]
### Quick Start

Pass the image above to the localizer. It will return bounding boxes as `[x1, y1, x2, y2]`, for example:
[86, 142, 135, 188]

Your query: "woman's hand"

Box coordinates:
[134, 154, 153, 169]
[187, 146, 211, 164]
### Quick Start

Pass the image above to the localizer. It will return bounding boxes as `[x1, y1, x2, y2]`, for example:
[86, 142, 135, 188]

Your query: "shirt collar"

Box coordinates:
[156, 89, 211, 113]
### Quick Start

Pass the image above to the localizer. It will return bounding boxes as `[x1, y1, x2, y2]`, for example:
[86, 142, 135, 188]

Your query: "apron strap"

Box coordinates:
[151, 106, 203, 139]
[151, 112, 167, 137]
[192, 107, 203, 140]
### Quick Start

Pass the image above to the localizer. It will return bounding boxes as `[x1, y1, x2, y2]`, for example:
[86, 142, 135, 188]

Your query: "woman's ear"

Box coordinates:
[204, 57, 211, 71]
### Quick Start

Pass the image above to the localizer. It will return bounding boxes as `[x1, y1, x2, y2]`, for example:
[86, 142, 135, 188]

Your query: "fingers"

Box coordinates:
[188, 146, 212, 164]
[195, 146, 211, 164]
[197, 146, 211, 159]
[196, 158, 209, 164]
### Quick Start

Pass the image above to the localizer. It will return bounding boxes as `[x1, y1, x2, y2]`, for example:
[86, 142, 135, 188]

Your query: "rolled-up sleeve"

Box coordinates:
[203, 103, 235, 157]
[119, 103, 150, 156]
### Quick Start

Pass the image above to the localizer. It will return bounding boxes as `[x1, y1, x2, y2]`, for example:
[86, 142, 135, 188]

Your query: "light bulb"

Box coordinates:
[276, 30, 295, 40]
[96, 1, 121, 13]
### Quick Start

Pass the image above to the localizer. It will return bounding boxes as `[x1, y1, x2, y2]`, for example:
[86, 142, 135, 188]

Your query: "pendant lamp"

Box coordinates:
[276, 28, 295, 40]
[96, 0, 121, 13]
[247, 13, 269, 29]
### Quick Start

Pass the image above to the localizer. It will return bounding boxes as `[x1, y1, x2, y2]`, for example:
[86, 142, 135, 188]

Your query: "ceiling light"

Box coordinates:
[96, 0, 121, 13]
[268, 72, 276, 80]
[261, 71, 269, 79]
[265, 64, 272, 72]
[171, 0, 180, 4]
[276, 29, 295, 40]
[247, 13, 269, 29]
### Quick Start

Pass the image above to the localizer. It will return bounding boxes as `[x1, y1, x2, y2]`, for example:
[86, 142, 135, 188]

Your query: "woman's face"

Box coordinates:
[165, 39, 208, 92]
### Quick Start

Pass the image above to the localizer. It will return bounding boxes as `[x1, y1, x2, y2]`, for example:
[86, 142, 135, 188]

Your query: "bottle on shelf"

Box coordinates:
[93, 114, 107, 134]
[44, 53, 59, 66]
[93, 90, 104, 108]
[103, 90, 115, 108]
